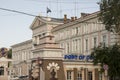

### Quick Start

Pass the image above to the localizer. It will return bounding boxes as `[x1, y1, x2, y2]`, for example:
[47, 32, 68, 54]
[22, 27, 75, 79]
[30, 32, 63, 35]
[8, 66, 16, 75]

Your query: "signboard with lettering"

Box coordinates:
[64, 54, 93, 61]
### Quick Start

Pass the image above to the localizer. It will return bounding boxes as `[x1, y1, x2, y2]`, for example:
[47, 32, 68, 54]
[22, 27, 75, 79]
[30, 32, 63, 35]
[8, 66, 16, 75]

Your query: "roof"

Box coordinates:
[11, 39, 32, 48]
[30, 16, 64, 29]
[41, 16, 64, 23]
[52, 11, 100, 32]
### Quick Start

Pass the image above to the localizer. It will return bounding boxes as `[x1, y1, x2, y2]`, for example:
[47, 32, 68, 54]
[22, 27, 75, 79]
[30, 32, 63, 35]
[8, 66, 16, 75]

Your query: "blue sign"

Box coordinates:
[64, 54, 93, 61]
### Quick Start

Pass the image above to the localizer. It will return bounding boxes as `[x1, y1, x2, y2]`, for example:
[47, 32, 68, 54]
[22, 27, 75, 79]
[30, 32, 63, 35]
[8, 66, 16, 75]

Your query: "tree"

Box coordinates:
[91, 44, 120, 80]
[99, 0, 120, 33]
[7, 49, 12, 59]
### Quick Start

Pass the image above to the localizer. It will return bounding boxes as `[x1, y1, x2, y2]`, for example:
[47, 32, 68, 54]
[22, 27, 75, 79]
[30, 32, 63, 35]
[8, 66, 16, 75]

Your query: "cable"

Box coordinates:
[0, 8, 37, 17]
[0, 7, 98, 16]
[25, 0, 98, 4]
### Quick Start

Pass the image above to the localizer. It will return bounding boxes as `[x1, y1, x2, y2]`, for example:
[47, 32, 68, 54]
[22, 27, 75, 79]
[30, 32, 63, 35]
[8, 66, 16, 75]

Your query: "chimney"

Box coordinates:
[75, 16, 77, 20]
[71, 17, 74, 21]
[81, 13, 90, 17]
[64, 14, 67, 23]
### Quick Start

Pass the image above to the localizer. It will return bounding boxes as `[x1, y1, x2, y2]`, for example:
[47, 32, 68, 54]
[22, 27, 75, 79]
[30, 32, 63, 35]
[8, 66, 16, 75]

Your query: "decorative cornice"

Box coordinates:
[31, 47, 63, 53]
[52, 11, 100, 32]
[30, 16, 63, 30]
[11, 39, 32, 48]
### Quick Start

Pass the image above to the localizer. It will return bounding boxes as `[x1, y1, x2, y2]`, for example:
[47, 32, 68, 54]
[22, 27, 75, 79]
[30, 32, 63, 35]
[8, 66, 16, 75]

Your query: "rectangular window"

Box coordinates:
[86, 39, 88, 52]
[72, 40, 75, 52]
[79, 39, 81, 54]
[0, 67, 4, 75]
[76, 27, 78, 35]
[67, 42, 70, 53]
[99, 72, 102, 80]
[103, 35, 107, 46]
[77, 71, 82, 80]
[67, 71, 72, 80]
[75, 39, 77, 52]
[94, 37, 97, 48]
[88, 72, 92, 80]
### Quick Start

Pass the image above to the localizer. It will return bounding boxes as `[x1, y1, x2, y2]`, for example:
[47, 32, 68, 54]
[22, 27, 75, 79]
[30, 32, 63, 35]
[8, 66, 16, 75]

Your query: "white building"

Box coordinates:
[11, 40, 32, 79]
[11, 11, 117, 80]
[52, 11, 117, 80]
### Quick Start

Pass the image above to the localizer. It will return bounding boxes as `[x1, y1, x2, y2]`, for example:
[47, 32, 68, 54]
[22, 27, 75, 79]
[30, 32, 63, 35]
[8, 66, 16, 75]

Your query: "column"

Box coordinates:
[83, 68, 88, 80]
[37, 36, 39, 44]
[73, 68, 77, 80]
[94, 68, 99, 80]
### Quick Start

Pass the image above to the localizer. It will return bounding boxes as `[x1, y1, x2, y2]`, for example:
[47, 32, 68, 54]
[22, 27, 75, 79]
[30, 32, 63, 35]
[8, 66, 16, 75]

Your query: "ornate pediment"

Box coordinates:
[30, 16, 64, 30]
[30, 17, 46, 30]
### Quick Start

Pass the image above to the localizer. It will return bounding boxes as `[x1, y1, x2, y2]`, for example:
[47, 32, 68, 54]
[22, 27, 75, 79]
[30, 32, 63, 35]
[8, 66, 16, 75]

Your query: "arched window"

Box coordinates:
[0, 66, 4, 75]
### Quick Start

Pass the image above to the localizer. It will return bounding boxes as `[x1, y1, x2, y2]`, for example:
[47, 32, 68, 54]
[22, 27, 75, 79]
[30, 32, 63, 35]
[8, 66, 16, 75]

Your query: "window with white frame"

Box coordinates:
[99, 72, 102, 80]
[85, 39, 88, 52]
[94, 37, 97, 48]
[71, 28, 74, 36]
[60, 43, 63, 48]
[78, 26, 81, 35]
[75, 39, 78, 52]
[67, 71, 72, 80]
[67, 42, 70, 53]
[67, 30, 69, 38]
[102, 35, 107, 46]
[76, 27, 79, 35]
[72, 40, 75, 53]
[88, 71, 92, 80]
[78, 39, 81, 54]
[77, 71, 82, 80]
[0, 66, 4, 75]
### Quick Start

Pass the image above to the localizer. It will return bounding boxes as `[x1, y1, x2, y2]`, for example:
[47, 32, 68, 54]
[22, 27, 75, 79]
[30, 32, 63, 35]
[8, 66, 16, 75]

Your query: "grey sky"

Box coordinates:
[0, 0, 100, 48]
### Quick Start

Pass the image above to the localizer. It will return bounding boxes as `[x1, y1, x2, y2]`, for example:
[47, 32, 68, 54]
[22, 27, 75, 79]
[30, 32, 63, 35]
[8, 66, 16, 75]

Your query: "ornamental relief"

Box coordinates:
[47, 62, 60, 71]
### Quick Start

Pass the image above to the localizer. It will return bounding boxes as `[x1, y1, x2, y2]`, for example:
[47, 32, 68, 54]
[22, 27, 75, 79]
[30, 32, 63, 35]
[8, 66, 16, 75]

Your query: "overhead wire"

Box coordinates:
[0, 7, 37, 17]
[0, 6, 98, 16]
[0, 0, 99, 18]
[23, 0, 99, 18]
[25, 0, 98, 4]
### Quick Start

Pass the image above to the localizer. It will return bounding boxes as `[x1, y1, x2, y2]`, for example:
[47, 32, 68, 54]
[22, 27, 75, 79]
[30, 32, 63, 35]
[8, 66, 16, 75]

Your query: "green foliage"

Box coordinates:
[91, 44, 120, 78]
[7, 49, 12, 59]
[99, 0, 120, 33]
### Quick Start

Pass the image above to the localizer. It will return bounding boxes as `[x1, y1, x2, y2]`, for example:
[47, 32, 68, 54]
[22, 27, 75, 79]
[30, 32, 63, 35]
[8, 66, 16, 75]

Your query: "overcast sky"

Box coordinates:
[0, 0, 100, 48]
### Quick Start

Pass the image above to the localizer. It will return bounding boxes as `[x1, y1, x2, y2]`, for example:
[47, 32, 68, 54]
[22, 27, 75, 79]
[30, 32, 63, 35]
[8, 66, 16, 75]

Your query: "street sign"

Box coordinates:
[103, 64, 108, 70]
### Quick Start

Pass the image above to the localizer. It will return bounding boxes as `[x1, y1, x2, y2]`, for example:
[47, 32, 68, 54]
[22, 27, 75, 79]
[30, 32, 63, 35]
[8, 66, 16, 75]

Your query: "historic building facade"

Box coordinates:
[11, 11, 117, 80]
[11, 40, 32, 79]
[0, 48, 12, 80]
[11, 16, 66, 80]
[30, 16, 65, 80]
[52, 11, 116, 80]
